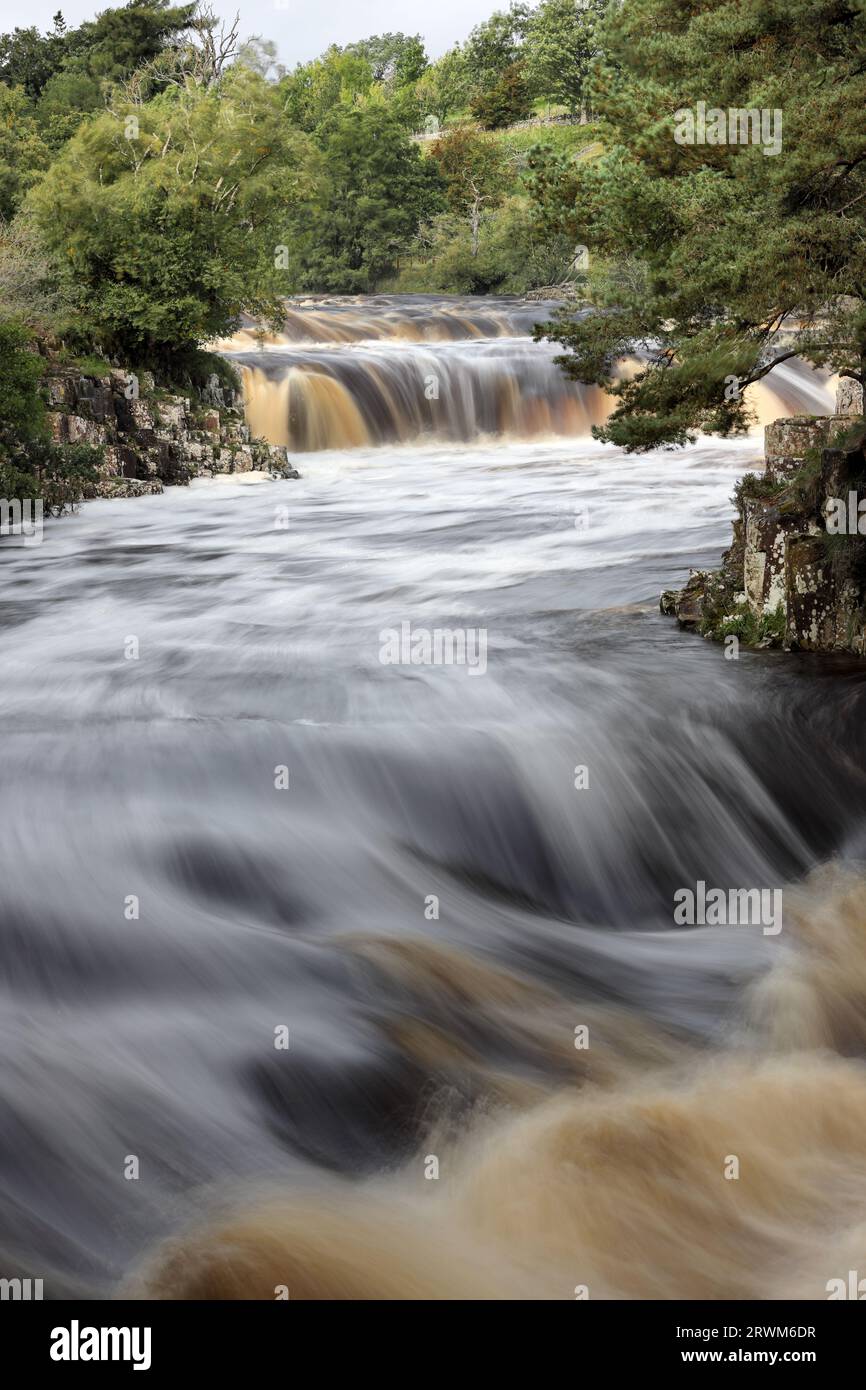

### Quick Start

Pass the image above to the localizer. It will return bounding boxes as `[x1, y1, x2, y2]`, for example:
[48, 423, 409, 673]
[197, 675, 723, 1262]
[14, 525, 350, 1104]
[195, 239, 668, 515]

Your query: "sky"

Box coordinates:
[1, 0, 508, 66]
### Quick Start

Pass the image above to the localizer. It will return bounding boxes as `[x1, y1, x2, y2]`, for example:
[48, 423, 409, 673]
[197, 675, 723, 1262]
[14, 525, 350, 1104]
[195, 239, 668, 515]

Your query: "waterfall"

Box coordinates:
[219, 295, 835, 452]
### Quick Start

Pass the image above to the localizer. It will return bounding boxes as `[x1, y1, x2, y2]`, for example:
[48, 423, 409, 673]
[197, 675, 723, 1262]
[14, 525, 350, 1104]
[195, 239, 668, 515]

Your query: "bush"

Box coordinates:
[28, 70, 319, 371]
[394, 196, 575, 294]
[471, 64, 532, 130]
[0, 318, 102, 511]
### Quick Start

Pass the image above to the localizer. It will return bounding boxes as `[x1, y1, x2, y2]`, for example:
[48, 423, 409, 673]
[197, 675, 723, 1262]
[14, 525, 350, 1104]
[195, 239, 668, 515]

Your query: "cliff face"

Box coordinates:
[44, 367, 296, 498]
[661, 387, 866, 654]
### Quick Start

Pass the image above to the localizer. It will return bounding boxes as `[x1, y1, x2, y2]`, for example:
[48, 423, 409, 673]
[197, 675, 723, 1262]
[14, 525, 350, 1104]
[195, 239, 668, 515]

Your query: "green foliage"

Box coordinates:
[175, 347, 240, 396]
[0, 16, 69, 100]
[731, 472, 786, 508]
[27, 69, 320, 368]
[344, 33, 427, 86]
[0, 318, 101, 511]
[298, 106, 444, 291]
[523, 0, 607, 115]
[541, 0, 866, 451]
[277, 34, 427, 136]
[463, 5, 531, 92]
[394, 195, 574, 295]
[497, 122, 600, 157]
[0, 437, 103, 512]
[471, 63, 533, 130]
[0, 214, 72, 330]
[0, 2, 195, 104]
[279, 46, 374, 132]
[0, 84, 52, 217]
[417, 48, 471, 127]
[704, 601, 786, 647]
[428, 126, 509, 213]
[0, 318, 45, 444]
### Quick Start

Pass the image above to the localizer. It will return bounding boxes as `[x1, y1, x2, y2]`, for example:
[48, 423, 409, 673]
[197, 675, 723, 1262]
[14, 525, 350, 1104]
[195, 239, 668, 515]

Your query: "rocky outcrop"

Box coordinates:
[44, 367, 298, 499]
[661, 391, 866, 654]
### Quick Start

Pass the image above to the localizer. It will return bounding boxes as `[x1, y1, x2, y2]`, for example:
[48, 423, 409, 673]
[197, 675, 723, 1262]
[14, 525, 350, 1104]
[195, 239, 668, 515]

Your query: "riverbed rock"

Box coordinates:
[86, 478, 164, 499]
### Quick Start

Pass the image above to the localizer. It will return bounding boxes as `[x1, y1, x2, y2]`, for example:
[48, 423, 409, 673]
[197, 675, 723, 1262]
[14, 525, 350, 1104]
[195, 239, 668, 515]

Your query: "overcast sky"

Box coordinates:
[2, 0, 508, 66]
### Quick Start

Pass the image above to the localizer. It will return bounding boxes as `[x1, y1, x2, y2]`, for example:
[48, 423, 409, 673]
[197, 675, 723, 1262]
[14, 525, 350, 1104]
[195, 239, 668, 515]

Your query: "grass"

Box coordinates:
[496, 123, 603, 157]
[53, 350, 113, 377]
[703, 600, 786, 647]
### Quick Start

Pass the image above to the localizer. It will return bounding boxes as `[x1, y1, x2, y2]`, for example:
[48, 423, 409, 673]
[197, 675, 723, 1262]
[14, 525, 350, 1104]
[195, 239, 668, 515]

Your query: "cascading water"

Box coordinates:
[219, 295, 834, 452]
[3, 294, 863, 1303]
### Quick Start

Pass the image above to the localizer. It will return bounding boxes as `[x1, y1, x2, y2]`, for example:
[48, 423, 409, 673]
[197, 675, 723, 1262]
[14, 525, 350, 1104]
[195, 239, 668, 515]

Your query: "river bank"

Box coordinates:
[42, 364, 298, 499]
[662, 389, 866, 656]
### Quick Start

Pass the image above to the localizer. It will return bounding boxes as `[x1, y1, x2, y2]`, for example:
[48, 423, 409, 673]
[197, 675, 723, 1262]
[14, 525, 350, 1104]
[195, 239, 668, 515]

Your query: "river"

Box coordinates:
[2, 296, 866, 1300]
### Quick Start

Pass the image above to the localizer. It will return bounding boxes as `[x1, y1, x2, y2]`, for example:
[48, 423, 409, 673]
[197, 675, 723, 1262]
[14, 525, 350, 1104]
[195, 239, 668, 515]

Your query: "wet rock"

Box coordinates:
[85, 478, 164, 499]
[658, 570, 723, 629]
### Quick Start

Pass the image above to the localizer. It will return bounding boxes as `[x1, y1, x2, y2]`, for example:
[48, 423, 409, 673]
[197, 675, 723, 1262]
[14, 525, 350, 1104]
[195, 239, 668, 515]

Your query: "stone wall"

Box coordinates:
[44, 367, 297, 498]
[661, 384, 866, 654]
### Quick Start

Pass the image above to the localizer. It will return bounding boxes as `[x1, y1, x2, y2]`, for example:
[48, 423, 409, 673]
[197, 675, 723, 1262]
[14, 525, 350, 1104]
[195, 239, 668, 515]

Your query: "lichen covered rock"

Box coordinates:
[40, 364, 297, 501]
[660, 413, 866, 655]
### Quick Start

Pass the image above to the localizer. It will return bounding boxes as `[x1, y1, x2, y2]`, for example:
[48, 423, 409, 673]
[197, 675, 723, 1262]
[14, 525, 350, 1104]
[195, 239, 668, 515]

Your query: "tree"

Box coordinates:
[299, 106, 444, 291]
[0, 319, 45, 446]
[429, 127, 510, 255]
[471, 63, 533, 129]
[417, 47, 471, 128]
[398, 195, 570, 294]
[523, 0, 607, 116]
[463, 5, 531, 93]
[235, 36, 283, 82]
[345, 33, 427, 87]
[279, 46, 374, 131]
[0, 215, 68, 328]
[0, 21, 68, 99]
[542, 0, 866, 450]
[0, 86, 52, 217]
[65, 0, 197, 85]
[0, 2, 195, 102]
[28, 68, 320, 368]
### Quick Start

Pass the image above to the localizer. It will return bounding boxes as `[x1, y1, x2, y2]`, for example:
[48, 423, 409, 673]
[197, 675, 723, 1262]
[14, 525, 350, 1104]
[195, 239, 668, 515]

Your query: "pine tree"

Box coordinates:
[541, 0, 866, 449]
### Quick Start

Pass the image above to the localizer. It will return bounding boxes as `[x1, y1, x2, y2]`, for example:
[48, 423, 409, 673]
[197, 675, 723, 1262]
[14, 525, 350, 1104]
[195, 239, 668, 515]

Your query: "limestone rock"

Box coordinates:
[836, 379, 864, 416]
[40, 361, 300, 501]
[664, 409, 866, 655]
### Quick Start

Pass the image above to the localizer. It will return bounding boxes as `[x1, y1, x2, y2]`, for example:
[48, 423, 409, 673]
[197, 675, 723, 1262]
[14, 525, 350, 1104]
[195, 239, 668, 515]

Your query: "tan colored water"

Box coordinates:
[133, 868, 866, 1300]
[225, 298, 833, 453]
